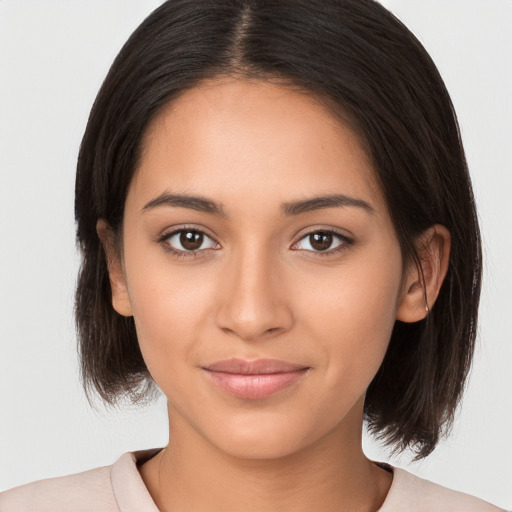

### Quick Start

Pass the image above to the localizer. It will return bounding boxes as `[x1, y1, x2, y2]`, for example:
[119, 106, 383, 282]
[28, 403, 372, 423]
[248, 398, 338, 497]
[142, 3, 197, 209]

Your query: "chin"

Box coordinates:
[203, 413, 326, 461]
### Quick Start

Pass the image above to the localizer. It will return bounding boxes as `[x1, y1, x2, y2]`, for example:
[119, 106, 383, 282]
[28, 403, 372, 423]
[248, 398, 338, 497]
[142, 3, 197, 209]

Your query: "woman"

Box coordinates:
[0, 0, 508, 510]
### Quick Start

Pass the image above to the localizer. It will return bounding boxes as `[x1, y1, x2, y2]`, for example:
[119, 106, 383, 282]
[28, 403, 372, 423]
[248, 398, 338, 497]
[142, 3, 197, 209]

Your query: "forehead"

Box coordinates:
[133, 77, 383, 212]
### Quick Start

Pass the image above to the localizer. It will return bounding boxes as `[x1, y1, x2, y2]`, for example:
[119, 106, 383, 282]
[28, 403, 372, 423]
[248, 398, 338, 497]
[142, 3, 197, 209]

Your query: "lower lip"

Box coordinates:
[202, 369, 309, 400]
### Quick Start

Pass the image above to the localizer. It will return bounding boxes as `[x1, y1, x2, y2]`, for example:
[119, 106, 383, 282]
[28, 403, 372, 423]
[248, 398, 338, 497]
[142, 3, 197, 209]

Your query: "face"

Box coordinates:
[108, 78, 413, 459]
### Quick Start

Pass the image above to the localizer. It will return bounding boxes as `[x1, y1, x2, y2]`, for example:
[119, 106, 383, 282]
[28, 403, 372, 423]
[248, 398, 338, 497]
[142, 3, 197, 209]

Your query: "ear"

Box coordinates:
[96, 219, 133, 317]
[396, 224, 451, 322]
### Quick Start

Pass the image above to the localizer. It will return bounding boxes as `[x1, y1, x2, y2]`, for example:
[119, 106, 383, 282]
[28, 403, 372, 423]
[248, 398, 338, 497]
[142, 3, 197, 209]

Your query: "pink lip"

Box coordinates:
[202, 358, 310, 400]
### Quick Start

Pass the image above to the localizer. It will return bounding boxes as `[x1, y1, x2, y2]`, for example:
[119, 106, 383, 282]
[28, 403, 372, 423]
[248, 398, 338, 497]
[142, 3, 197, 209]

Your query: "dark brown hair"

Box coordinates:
[74, 0, 481, 459]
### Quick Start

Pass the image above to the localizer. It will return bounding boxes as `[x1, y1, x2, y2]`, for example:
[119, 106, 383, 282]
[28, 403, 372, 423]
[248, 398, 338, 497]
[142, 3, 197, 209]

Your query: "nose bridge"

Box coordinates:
[216, 238, 293, 341]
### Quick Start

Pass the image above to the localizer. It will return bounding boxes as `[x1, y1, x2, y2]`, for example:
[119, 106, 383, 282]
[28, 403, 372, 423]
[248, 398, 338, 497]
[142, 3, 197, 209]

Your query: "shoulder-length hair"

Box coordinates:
[75, 0, 481, 459]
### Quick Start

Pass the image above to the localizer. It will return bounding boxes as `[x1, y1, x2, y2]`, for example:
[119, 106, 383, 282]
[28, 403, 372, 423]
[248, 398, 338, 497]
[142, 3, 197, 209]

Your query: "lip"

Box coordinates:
[203, 358, 309, 374]
[202, 358, 311, 400]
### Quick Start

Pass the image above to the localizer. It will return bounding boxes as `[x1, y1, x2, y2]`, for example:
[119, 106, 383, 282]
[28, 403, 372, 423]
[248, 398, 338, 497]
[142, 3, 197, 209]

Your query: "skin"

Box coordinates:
[98, 77, 450, 512]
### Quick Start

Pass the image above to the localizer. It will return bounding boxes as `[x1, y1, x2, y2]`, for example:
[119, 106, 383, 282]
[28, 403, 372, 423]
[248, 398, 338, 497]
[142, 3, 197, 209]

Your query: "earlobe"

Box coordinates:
[96, 219, 133, 317]
[396, 224, 451, 323]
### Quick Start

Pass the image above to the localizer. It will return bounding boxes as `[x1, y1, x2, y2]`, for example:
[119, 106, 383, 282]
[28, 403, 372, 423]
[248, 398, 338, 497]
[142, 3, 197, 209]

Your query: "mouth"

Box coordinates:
[201, 358, 311, 400]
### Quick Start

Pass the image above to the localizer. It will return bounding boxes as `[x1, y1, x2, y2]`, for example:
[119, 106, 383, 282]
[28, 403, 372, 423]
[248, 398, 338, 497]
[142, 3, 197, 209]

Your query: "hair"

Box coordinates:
[74, 0, 482, 459]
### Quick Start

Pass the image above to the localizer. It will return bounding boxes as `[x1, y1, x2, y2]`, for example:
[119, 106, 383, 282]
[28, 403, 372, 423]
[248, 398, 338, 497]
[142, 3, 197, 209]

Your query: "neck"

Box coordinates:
[139, 400, 392, 512]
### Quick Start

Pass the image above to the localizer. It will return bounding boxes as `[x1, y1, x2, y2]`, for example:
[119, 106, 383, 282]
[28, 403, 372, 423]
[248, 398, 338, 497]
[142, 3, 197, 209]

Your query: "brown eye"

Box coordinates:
[309, 232, 333, 251]
[164, 229, 218, 253]
[180, 230, 203, 250]
[294, 230, 352, 255]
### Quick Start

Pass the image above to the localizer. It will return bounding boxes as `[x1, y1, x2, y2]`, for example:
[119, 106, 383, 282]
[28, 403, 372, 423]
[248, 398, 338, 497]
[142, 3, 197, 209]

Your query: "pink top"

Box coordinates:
[0, 448, 505, 511]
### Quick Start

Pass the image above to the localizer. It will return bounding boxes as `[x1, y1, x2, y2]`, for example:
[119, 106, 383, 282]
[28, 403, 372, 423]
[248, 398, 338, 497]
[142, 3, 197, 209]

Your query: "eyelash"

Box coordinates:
[158, 226, 354, 260]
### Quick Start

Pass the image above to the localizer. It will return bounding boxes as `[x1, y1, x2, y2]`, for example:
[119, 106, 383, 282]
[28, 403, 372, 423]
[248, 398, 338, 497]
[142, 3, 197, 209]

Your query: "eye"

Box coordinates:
[161, 228, 219, 256]
[293, 230, 353, 255]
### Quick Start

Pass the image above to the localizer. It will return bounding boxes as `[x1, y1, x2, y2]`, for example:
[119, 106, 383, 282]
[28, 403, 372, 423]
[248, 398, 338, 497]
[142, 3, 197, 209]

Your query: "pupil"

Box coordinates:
[311, 232, 332, 251]
[180, 231, 203, 250]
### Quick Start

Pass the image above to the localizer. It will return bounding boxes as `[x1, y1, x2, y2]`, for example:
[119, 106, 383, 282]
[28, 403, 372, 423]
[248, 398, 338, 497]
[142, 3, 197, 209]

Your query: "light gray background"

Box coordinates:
[0, 1, 511, 508]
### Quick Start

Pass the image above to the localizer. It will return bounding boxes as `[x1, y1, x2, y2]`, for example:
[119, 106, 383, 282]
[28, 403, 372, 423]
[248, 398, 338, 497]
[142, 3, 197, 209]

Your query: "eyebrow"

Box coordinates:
[281, 194, 374, 216]
[142, 192, 374, 217]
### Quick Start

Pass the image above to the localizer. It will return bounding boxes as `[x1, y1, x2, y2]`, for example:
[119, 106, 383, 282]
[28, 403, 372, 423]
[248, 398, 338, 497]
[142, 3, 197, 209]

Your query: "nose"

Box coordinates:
[215, 244, 294, 342]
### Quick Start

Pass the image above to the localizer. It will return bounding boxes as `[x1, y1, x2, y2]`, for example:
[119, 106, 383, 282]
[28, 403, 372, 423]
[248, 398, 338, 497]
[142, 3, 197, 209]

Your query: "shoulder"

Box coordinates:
[0, 465, 118, 512]
[0, 449, 162, 512]
[380, 465, 506, 512]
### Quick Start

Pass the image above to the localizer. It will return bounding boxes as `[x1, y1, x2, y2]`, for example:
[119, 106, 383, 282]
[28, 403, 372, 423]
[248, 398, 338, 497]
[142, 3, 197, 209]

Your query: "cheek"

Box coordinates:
[122, 250, 219, 384]
[300, 253, 402, 397]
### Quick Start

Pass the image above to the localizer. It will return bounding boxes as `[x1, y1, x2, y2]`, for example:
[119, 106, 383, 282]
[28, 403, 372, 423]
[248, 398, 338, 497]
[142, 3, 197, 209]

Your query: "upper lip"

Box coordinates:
[203, 358, 309, 375]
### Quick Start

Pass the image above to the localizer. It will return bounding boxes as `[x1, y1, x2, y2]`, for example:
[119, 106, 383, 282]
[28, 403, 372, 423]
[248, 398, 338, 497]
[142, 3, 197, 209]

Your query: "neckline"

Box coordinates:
[135, 447, 165, 467]
[115, 448, 398, 512]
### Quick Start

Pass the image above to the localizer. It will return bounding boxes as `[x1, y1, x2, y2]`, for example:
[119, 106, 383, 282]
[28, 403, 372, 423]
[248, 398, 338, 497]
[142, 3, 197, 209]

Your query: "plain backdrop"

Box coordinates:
[0, 0, 511, 508]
